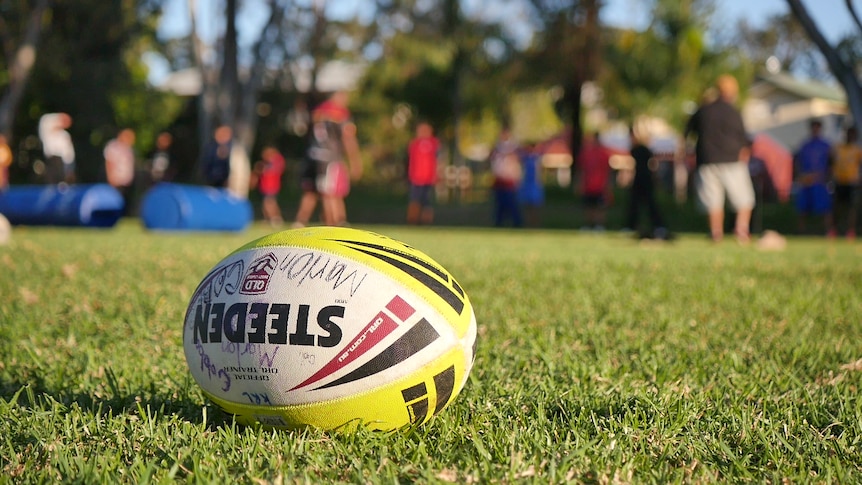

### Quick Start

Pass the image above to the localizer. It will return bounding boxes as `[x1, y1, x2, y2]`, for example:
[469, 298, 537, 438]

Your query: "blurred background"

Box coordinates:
[0, 0, 858, 230]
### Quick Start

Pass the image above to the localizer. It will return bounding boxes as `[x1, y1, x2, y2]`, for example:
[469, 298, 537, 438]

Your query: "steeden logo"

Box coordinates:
[240, 253, 279, 295]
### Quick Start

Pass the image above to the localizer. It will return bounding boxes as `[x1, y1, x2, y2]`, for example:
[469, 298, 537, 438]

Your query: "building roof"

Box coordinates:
[155, 60, 366, 96]
[752, 72, 846, 103]
[157, 68, 202, 97]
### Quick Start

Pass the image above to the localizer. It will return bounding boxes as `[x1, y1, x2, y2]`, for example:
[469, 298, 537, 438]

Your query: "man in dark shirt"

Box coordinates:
[201, 125, 232, 188]
[684, 74, 755, 243]
[627, 126, 667, 239]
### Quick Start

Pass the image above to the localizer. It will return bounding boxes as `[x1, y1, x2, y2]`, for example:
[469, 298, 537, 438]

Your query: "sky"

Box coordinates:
[150, 0, 858, 84]
[158, 0, 857, 43]
[602, 0, 855, 42]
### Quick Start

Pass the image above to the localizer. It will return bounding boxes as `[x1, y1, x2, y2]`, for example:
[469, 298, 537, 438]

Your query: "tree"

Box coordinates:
[8, 0, 183, 183]
[600, 0, 746, 130]
[0, 0, 51, 139]
[354, 31, 454, 175]
[523, 0, 603, 180]
[346, 0, 520, 182]
[785, 0, 862, 132]
[189, 0, 284, 189]
[187, 0, 377, 189]
[733, 12, 824, 78]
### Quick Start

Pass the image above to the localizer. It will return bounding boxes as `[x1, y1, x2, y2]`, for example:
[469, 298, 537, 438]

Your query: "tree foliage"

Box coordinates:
[734, 13, 824, 78]
[4, 0, 857, 191]
[2, 0, 183, 184]
[348, 0, 522, 178]
[188, 0, 380, 171]
[351, 32, 451, 180]
[600, 0, 749, 130]
[0, 0, 50, 138]
[521, 0, 601, 158]
[785, 0, 862, 134]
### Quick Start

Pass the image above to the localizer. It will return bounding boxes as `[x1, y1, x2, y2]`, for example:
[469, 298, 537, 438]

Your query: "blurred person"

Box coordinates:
[830, 126, 862, 239]
[626, 127, 668, 239]
[518, 142, 545, 228]
[104, 128, 137, 215]
[406, 122, 440, 225]
[293, 91, 363, 227]
[294, 160, 318, 227]
[489, 126, 523, 227]
[253, 145, 286, 227]
[794, 119, 833, 235]
[149, 131, 173, 184]
[0, 134, 12, 191]
[576, 132, 612, 230]
[683, 74, 755, 243]
[38, 112, 75, 184]
[201, 124, 233, 188]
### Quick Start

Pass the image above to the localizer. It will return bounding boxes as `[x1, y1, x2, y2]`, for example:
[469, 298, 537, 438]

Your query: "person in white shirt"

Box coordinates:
[38, 112, 76, 184]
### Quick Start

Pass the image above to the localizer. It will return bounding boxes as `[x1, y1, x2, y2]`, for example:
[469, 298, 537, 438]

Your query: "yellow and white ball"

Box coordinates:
[183, 227, 477, 430]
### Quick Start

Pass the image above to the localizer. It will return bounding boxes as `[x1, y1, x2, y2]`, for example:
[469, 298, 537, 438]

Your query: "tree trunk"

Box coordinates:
[189, 0, 216, 181]
[450, 47, 464, 169]
[236, 0, 286, 153]
[444, 0, 465, 177]
[0, 0, 50, 138]
[220, 0, 240, 126]
[787, 0, 862, 131]
[567, 82, 583, 187]
[308, 0, 328, 101]
[568, 0, 601, 186]
[846, 0, 862, 34]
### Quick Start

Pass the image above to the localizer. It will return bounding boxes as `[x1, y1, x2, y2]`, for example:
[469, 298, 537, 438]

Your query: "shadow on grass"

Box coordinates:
[1, 374, 232, 432]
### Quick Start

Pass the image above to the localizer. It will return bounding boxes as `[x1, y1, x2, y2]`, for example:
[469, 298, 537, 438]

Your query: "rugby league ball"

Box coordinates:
[183, 226, 477, 430]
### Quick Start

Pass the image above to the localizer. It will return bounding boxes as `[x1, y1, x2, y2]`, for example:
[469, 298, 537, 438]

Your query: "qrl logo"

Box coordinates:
[240, 253, 278, 295]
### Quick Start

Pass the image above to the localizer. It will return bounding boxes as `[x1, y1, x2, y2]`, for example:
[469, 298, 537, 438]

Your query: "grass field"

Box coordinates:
[2, 221, 861, 483]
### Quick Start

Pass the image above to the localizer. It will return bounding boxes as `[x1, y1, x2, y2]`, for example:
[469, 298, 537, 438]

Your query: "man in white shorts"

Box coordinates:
[684, 74, 755, 243]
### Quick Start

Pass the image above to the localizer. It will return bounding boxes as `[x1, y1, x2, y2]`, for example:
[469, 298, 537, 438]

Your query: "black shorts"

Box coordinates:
[299, 158, 318, 193]
[409, 184, 435, 207]
[834, 184, 860, 205]
[582, 193, 605, 208]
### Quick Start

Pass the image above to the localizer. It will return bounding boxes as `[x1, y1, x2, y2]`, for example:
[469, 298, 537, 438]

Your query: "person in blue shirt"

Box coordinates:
[518, 142, 544, 227]
[794, 119, 833, 235]
[489, 127, 523, 227]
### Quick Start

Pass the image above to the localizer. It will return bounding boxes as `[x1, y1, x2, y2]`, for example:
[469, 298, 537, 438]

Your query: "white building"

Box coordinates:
[743, 72, 848, 150]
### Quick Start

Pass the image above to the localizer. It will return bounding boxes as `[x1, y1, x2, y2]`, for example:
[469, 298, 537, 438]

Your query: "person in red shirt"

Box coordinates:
[577, 132, 612, 230]
[254, 145, 286, 227]
[406, 122, 440, 224]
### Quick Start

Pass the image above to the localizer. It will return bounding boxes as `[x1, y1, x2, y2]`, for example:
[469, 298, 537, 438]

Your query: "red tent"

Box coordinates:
[751, 133, 793, 203]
